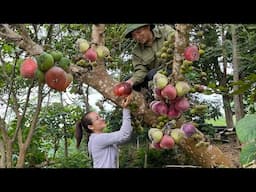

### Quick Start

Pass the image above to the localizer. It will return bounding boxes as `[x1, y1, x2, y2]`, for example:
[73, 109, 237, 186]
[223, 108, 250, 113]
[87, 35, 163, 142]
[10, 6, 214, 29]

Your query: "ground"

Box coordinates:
[213, 134, 241, 168]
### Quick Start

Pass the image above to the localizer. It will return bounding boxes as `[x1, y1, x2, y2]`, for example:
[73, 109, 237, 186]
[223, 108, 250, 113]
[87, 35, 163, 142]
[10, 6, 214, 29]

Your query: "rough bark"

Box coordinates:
[231, 24, 245, 122]
[223, 95, 234, 129]
[16, 85, 44, 168]
[0, 140, 5, 168]
[0, 24, 43, 55]
[221, 26, 234, 129]
[60, 93, 68, 158]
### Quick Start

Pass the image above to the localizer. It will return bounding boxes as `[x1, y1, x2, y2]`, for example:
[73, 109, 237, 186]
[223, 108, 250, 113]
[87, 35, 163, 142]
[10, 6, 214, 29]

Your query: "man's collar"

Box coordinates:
[152, 26, 161, 39]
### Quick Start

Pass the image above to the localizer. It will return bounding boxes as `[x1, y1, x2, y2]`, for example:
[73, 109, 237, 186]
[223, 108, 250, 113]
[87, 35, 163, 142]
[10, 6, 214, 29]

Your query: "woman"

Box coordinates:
[75, 94, 133, 168]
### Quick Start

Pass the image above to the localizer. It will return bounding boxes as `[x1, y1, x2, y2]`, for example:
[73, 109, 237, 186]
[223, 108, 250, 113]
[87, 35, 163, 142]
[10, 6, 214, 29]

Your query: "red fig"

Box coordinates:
[167, 104, 181, 119]
[161, 84, 177, 100]
[184, 45, 199, 61]
[84, 48, 97, 62]
[174, 97, 190, 112]
[151, 101, 168, 115]
[160, 135, 175, 149]
[113, 82, 132, 97]
[20, 58, 38, 79]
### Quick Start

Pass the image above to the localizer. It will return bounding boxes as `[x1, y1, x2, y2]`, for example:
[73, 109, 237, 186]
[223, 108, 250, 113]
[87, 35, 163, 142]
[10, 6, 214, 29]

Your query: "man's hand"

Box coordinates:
[121, 94, 133, 108]
[126, 79, 134, 87]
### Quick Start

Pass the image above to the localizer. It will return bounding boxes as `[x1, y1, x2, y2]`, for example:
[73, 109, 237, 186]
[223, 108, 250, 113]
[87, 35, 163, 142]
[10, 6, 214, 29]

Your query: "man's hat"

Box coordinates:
[123, 24, 155, 38]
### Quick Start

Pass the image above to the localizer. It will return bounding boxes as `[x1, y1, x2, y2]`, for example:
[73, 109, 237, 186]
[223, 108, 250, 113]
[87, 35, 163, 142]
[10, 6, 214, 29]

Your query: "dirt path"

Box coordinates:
[213, 135, 241, 168]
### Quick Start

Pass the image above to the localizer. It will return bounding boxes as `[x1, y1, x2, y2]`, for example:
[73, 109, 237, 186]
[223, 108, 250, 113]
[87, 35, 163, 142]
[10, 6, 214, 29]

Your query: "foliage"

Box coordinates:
[236, 114, 256, 143]
[240, 142, 256, 165]
[119, 142, 197, 168]
[236, 114, 256, 165]
[52, 139, 92, 168]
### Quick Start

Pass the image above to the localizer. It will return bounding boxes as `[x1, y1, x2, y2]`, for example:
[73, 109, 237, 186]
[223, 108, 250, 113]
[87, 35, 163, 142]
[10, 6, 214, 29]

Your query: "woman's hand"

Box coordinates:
[121, 94, 133, 108]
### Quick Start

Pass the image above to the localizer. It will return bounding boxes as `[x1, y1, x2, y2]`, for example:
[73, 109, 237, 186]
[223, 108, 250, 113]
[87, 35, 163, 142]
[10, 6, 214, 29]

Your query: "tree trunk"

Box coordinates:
[144, 144, 148, 168]
[63, 126, 68, 158]
[60, 92, 68, 158]
[84, 85, 90, 112]
[223, 95, 234, 128]
[0, 140, 5, 168]
[231, 24, 245, 122]
[53, 140, 59, 160]
[16, 145, 26, 168]
[6, 140, 13, 168]
[16, 85, 44, 168]
[221, 25, 234, 129]
[136, 136, 140, 150]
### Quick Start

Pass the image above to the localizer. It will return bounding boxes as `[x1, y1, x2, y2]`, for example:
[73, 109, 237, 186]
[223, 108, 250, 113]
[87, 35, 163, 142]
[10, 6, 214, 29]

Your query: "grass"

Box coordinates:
[205, 116, 236, 127]
[206, 117, 227, 126]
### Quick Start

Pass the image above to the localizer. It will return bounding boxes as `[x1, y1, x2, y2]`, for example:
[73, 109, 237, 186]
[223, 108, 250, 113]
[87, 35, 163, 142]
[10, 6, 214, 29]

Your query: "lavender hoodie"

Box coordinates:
[88, 108, 132, 168]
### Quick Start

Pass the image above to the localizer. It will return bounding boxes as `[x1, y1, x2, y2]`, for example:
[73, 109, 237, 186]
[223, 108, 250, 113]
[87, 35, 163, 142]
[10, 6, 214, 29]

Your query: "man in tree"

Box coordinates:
[124, 24, 175, 99]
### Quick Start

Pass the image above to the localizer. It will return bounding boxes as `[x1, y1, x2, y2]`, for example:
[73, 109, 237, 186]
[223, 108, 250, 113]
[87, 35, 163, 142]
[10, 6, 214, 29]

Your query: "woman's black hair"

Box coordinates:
[75, 111, 93, 148]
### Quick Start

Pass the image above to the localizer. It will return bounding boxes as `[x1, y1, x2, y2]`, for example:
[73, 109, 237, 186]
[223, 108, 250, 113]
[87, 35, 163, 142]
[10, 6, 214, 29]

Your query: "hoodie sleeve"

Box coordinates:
[93, 108, 133, 147]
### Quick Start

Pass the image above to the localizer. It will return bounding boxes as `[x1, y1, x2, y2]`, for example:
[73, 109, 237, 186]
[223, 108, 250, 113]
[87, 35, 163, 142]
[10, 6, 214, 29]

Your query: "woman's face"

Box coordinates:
[88, 112, 106, 133]
[131, 25, 153, 45]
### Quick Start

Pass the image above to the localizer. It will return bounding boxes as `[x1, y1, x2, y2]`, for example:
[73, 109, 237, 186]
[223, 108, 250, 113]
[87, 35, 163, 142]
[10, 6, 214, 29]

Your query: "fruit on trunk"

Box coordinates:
[181, 123, 196, 138]
[96, 45, 110, 58]
[161, 84, 177, 100]
[148, 128, 163, 143]
[77, 38, 90, 53]
[175, 81, 191, 97]
[113, 82, 132, 97]
[194, 84, 205, 92]
[84, 48, 97, 62]
[170, 129, 185, 144]
[167, 104, 181, 119]
[151, 101, 168, 115]
[58, 57, 70, 72]
[199, 49, 205, 55]
[59, 73, 73, 92]
[151, 141, 161, 149]
[50, 51, 63, 62]
[37, 52, 54, 72]
[20, 58, 38, 79]
[153, 73, 168, 89]
[159, 135, 175, 149]
[184, 45, 199, 61]
[174, 97, 190, 112]
[153, 88, 163, 100]
[45, 66, 67, 91]
[35, 69, 45, 83]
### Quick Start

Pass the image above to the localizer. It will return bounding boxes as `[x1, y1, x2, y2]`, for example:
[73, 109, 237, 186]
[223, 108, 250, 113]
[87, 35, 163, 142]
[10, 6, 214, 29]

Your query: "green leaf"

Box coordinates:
[2, 44, 13, 53]
[236, 114, 256, 143]
[207, 82, 217, 89]
[240, 142, 256, 165]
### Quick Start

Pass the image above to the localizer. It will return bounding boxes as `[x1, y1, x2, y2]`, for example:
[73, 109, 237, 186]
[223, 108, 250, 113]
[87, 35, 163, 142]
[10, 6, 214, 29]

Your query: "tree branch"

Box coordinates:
[11, 80, 35, 143]
[0, 24, 43, 56]
[3, 53, 19, 120]
[32, 24, 38, 42]
[91, 24, 105, 46]
[45, 24, 54, 45]
[0, 139, 6, 168]
[24, 84, 43, 148]
[0, 117, 9, 142]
